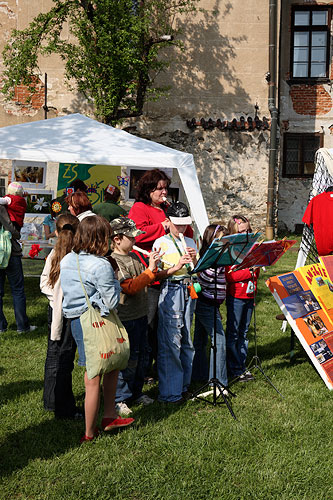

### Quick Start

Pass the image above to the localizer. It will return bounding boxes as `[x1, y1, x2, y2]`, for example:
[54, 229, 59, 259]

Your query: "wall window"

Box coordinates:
[291, 7, 330, 79]
[283, 133, 323, 178]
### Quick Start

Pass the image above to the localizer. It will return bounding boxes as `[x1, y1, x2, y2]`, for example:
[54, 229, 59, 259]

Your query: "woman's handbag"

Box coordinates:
[76, 255, 130, 380]
[0, 226, 12, 269]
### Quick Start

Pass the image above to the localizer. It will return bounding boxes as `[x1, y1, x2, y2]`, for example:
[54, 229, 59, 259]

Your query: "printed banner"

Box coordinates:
[266, 257, 333, 390]
[57, 163, 122, 206]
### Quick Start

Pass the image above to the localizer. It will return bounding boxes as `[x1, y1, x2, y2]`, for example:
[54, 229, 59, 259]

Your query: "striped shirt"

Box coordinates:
[197, 267, 226, 305]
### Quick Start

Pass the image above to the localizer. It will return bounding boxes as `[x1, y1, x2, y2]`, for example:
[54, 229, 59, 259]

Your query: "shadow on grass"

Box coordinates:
[0, 398, 197, 477]
[0, 380, 43, 406]
[0, 418, 84, 477]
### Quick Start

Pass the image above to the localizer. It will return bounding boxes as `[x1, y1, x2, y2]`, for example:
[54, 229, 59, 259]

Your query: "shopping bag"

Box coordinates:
[0, 226, 12, 269]
[80, 305, 130, 380]
[76, 254, 129, 379]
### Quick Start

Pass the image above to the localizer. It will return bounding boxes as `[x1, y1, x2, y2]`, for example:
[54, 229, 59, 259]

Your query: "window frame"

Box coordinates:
[290, 5, 331, 83]
[282, 133, 323, 178]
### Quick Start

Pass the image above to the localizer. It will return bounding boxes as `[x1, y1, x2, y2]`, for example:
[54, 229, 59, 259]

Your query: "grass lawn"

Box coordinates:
[0, 242, 333, 499]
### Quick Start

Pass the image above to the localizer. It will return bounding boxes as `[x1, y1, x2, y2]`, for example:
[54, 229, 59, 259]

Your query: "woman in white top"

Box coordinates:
[66, 191, 96, 221]
[40, 213, 81, 419]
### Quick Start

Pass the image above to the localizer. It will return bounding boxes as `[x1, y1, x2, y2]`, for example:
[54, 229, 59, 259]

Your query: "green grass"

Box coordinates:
[1, 239, 333, 500]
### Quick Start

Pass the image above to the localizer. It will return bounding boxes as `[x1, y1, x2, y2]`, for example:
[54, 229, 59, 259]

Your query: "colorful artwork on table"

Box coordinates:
[57, 163, 122, 206]
[266, 255, 333, 390]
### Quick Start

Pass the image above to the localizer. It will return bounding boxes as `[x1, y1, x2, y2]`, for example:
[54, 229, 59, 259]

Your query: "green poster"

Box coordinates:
[57, 163, 122, 206]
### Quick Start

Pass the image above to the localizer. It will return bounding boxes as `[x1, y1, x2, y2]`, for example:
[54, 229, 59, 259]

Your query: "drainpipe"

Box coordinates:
[266, 0, 278, 239]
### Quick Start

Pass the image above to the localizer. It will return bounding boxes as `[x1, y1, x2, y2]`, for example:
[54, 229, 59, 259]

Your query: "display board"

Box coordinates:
[57, 163, 121, 206]
[266, 256, 333, 390]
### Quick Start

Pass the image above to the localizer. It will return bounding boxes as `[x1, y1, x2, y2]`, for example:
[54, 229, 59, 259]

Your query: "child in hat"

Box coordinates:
[110, 217, 192, 414]
[0, 182, 27, 229]
[153, 201, 198, 403]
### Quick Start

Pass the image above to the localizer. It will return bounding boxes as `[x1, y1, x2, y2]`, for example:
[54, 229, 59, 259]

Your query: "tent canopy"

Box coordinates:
[0, 113, 208, 234]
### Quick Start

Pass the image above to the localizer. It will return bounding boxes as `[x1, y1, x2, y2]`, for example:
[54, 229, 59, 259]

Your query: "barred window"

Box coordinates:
[283, 134, 322, 178]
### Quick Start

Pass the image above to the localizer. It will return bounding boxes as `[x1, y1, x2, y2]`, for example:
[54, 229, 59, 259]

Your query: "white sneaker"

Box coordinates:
[133, 394, 154, 405]
[17, 325, 37, 333]
[218, 388, 229, 397]
[115, 402, 132, 416]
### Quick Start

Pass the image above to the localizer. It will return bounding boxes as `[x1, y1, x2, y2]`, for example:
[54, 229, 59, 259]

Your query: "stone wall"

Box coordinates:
[130, 118, 270, 231]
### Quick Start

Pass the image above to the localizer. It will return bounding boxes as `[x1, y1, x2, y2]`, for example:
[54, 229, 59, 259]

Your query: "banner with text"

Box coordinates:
[266, 257, 333, 390]
[57, 163, 122, 206]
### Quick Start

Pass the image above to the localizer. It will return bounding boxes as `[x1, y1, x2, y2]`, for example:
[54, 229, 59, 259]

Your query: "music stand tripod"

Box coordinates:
[229, 266, 283, 397]
[190, 233, 260, 419]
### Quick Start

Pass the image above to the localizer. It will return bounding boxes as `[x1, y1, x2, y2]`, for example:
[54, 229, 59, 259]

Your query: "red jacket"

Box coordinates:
[6, 194, 27, 228]
[225, 266, 260, 299]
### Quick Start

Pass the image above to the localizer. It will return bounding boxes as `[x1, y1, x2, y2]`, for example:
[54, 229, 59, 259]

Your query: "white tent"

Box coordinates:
[0, 113, 209, 235]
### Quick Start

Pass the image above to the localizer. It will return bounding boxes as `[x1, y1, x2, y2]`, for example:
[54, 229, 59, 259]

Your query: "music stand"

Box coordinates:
[190, 232, 261, 419]
[230, 239, 297, 396]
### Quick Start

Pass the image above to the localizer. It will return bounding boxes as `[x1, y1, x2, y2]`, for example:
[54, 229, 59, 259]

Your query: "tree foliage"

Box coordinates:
[1, 0, 199, 124]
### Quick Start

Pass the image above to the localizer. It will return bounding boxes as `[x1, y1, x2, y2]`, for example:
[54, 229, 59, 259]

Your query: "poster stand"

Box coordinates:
[190, 232, 261, 419]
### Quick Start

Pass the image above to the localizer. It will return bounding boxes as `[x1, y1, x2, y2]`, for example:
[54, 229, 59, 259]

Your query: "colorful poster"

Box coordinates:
[57, 163, 122, 206]
[282, 290, 320, 319]
[278, 273, 303, 295]
[266, 255, 333, 390]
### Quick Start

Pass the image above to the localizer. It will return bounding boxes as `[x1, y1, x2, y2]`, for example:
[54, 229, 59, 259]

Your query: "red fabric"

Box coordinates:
[302, 191, 333, 256]
[225, 266, 259, 299]
[128, 202, 193, 252]
[128, 202, 166, 251]
[6, 195, 27, 227]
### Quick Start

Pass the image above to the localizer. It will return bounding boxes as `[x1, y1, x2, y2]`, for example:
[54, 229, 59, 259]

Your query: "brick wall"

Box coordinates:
[290, 84, 332, 115]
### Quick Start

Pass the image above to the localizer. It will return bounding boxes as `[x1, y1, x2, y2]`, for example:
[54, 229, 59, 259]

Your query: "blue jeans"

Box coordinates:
[226, 295, 254, 377]
[157, 281, 195, 402]
[0, 254, 29, 332]
[116, 316, 147, 403]
[71, 317, 86, 366]
[192, 299, 228, 386]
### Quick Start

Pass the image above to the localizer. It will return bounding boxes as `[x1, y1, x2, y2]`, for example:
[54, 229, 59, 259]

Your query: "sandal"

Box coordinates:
[102, 416, 134, 431]
[79, 427, 100, 443]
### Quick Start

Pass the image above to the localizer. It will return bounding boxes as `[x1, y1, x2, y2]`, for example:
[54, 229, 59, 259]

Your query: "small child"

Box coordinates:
[225, 214, 259, 382]
[192, 224, 228, 388]
[111, 217, 192, 414]
[0, 182, 27, 229]
[43, 199, 60, 240]
[110, 217, 162, 415]
[153, 201, 198, 403]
